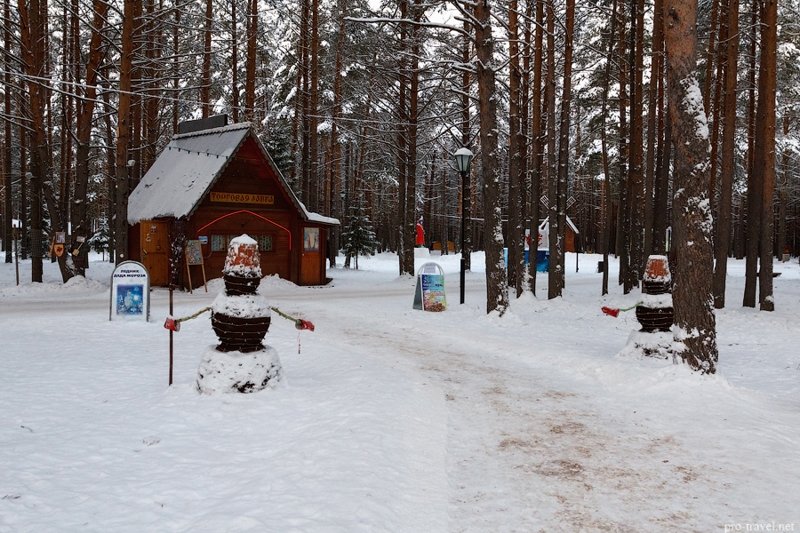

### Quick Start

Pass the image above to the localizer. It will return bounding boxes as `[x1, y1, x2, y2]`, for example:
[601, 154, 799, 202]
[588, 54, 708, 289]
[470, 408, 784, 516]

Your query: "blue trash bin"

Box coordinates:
[535, 250, 549, 272]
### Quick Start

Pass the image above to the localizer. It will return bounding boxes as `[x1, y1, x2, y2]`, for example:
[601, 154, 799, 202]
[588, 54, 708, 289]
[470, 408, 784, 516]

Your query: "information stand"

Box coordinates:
[413, 262, 447, 312]
[109, 261, 150, 321]
[185, 240, 207, 293]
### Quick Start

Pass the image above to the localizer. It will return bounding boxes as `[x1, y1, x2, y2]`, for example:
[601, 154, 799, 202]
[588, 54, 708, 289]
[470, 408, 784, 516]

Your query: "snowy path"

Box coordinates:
[328, 304, 719, 531]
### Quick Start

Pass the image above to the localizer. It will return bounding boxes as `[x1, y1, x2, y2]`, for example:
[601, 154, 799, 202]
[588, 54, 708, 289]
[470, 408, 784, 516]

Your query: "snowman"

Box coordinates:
[196, 235, 283, 393]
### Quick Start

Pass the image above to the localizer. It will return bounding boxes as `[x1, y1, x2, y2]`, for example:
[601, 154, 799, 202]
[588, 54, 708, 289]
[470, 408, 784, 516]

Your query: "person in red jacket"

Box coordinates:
[415, 219, 425, 247]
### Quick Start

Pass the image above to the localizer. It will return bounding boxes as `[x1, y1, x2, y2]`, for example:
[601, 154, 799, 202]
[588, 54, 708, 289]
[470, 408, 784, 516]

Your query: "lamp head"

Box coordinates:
[453, 147, 473, 173]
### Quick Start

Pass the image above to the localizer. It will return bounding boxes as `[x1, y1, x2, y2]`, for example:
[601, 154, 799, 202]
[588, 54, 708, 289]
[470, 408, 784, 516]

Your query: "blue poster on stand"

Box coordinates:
[110, 261, 150, 321]
[413, 262, 447, 312]
[421, 273, 446, 312]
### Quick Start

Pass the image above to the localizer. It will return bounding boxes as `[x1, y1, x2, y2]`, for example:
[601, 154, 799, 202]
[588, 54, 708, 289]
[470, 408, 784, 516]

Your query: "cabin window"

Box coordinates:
[211, 234, 227, 252]
[303, 227, 320, 251]
[257, 235, 273, 252]
[210, 234, 274, 253]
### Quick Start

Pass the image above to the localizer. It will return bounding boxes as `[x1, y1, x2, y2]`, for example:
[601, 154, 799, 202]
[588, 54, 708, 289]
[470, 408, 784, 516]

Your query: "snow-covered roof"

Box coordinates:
[128, 122, 339, 226]
[302, 206, 340, 226]
[538, 215, 580, 234]
[128, 123, 249, 224]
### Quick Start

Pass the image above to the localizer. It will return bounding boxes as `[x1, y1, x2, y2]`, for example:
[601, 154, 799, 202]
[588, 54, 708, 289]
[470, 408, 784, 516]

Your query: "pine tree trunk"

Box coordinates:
[245, 0, 257, 121]
[3, 0, 12, 264]
[708, 44, 723, 225]
[664, 0, 718, 373]
[72, 0, 109, 276]
[230, 0, 239, 123]
[712, 0, 738, 308]
[702, 0, 720, 109]
[528, 0, 544, 296]
[129, 0, 142, 184]
[143, 0, 159, 173]
[294, 0, 309, 191]
[475, 0, 508, 314]
[755, 0, 777, 311]
[59, 2, 73, 244]
[653, 98, 671, 254]
[552, 0, 575, 298]
[18, 0, 50, 282]
[626, 0, 644, 289]
[545, 0, 558, 299]
[201, 0, 212, 117]
[309, 0, 320, 211]
[19, 127, 28, 260]
[600, 0, 619, 295]
[396, 0, 410, 275]
[327, 0, 347, 267]
[742, 0, 759, 307]
[507, 0, 524, 297]
[172, 6, 180, 133]
[643, 0, 663, 260]
[616, 0, 629, 288]
[776, 115, 790, 262]
[402, 0, 421, 276]
[115, 0, 135, 264]
[520, 0, 531, 259]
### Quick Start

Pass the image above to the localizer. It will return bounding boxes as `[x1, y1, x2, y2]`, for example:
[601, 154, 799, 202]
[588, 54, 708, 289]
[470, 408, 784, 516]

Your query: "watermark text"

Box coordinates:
[724, 522, 796, 533]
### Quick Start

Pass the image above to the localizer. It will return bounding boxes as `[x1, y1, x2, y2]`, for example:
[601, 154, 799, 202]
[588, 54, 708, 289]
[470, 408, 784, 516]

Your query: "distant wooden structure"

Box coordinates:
[431, 241, 456, 253]
[127, 116, 339, 288]
[538, 216, 580, 253]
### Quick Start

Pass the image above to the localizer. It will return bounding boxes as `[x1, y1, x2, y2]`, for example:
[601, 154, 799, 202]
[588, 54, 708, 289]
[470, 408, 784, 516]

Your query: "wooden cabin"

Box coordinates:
[127, 116, 339, 288]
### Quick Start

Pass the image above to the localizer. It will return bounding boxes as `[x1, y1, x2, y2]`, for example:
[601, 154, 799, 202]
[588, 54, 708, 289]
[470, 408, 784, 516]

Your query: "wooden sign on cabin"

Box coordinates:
[185, 239, 207, 293]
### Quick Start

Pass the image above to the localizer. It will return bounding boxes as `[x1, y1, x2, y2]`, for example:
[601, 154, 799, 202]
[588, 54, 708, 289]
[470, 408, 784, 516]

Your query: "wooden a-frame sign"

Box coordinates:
[185, 240, 207, 293]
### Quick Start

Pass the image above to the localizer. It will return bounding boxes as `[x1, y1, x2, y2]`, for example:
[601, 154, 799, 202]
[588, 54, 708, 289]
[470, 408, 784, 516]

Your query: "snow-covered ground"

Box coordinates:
[1, 250, 798, 532]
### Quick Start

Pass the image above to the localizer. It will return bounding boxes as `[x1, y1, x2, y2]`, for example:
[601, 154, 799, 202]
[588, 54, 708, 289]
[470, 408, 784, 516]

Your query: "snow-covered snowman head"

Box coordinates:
[223, 234, 263, 278]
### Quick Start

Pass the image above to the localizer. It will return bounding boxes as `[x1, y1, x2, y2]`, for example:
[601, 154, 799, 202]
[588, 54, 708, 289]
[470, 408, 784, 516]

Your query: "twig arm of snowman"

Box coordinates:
[164, 306, 314, 332]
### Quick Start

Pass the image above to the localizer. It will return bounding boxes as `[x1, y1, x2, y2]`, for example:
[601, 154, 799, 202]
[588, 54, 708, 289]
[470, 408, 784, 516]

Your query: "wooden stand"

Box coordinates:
[185, 240, 207, 293]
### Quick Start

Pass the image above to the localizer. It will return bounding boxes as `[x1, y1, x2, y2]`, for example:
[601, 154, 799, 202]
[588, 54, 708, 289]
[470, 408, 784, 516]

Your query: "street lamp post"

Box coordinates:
[454, 147, 473, 305]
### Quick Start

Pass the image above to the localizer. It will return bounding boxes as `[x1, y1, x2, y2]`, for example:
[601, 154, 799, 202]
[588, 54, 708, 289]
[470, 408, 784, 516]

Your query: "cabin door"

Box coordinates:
[299, 227, 321, 285]
[140, 220, 169, 286]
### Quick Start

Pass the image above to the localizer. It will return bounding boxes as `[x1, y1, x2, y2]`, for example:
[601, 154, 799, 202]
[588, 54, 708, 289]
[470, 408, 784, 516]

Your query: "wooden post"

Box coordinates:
[200, 261, 207, 292]
[169, 286, 174, 386]
[185, 253, 193, 294]
[14, 227, 19, 286]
